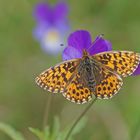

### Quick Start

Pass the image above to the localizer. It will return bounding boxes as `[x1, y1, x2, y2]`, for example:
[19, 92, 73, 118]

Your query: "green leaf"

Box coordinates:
[50, 116, 60, 140]
[0, 122, 25, 140]
[71, 117, 87, 136]
[29, 126, 51, 140]
[30, 116, 87, 140]
[29, 127, 46, 140]
[44, 126, 50, 139]
[60, 117, 87, 140]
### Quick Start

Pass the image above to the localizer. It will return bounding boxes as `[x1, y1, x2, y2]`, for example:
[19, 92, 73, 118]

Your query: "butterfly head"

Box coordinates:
[82, 50, 90, 57]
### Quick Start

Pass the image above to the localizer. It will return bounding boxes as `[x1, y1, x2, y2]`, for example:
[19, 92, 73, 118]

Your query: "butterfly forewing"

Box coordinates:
[93, 51, 140, 77]
[35, 59, 80, 93]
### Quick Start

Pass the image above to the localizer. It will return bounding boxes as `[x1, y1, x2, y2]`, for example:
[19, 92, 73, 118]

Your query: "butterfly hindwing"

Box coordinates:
[63, 72, 93, 104]
[94, 67, 123, 99]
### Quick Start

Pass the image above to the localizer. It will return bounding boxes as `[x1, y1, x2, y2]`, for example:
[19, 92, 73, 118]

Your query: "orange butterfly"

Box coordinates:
[36, 50, 140, 104]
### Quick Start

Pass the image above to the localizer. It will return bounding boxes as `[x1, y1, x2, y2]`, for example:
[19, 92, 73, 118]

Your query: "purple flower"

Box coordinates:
[33, 1, 70, 54]
[62, 30, 112, 60]
[62, 30, 140, 75]
[132, 64, 140, 76]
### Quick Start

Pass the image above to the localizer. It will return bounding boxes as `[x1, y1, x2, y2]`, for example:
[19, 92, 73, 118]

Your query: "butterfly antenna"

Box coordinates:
[65, 97, 97, 140]
[87, 34, 104, 51]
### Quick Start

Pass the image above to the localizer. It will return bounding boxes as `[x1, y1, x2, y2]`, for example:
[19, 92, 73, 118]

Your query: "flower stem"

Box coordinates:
[65, 97, 97, 140]
[43, 95, 52, 130]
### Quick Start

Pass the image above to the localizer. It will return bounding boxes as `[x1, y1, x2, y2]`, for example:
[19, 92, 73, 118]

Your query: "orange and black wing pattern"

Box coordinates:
[94, 67, 123, 99]
[35, 59, 80, 93]
[63, 72, 93, 104]
[93, 51, 140, 77]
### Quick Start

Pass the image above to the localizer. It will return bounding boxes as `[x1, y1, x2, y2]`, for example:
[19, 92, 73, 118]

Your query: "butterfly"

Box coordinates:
[35, 50, 140, 104]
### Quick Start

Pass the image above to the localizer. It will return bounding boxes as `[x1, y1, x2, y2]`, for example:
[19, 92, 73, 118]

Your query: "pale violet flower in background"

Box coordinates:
[33, 1, 70, 54]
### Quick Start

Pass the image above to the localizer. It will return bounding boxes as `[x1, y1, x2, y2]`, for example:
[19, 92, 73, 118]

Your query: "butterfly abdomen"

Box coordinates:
[79, 57, 97, 90]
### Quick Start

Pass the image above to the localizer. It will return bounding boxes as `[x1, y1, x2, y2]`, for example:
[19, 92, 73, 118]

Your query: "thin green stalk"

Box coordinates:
[65, 98, 97, 140]
[43, 95, 52, 130]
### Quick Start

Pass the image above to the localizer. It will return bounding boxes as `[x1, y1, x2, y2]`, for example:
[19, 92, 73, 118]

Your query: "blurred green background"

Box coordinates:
[0, 0, 140, 140]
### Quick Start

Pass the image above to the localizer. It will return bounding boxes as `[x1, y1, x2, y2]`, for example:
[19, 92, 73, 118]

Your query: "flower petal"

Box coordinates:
[132, 64, 140, 76]
[62, 46, 82, 61]
[33, 2, 52, 23]
[55, 21, 70, 35]
[88, 35, 112, 55]
[53, 2, 68, 22]
[41, 39, 65, 55]
[68, 30, 92, 53]
[33, 23, 49, 40]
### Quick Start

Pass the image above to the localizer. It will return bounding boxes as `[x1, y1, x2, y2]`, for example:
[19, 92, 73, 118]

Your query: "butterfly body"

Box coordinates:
[36, 51, 140, 104]
[78, 53, 103, 92]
